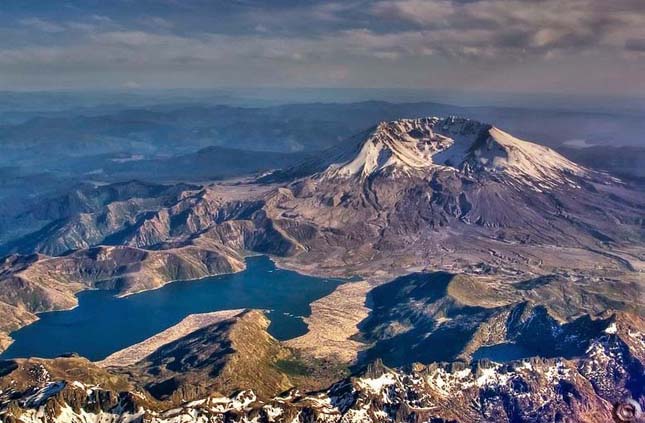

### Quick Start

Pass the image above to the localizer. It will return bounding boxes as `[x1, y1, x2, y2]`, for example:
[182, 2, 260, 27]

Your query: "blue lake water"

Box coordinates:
[0, 255, 342, 361]
[471, 343, 535, 362]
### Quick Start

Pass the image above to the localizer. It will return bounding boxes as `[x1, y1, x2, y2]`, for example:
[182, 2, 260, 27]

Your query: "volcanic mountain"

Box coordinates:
[266, 117, 642, 275]
[0, 117, 642, 353]
[264, 117, 584, 183]
[323, 117, 583, 182]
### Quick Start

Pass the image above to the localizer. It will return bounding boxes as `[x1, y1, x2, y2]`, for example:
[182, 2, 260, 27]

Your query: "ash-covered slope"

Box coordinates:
[268, 117, 643, 275]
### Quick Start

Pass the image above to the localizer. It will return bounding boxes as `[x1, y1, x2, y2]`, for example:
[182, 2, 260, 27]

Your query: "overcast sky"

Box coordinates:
[1, 0, 644, 95]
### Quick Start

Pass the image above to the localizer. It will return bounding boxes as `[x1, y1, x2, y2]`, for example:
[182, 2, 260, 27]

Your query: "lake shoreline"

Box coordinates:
[0, 255, 343, 361]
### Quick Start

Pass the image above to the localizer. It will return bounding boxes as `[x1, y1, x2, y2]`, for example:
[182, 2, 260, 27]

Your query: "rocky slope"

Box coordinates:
[0, 309, 642, 423]
[0, 181, 197, 253]
[97, 310, 244, 368]
[356, 270, 643, 366]
[268, 118, 642, 273]
[115, 310, 297, 403]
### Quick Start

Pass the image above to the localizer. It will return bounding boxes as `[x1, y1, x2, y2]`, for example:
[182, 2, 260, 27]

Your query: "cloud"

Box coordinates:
[369, 0, 645, 58]
[90, 15, 113, 23]
[138, 16, 175, 30]
[66, 22, 98, 32]
[18, 18, 65, 33]
[1, 0, 643, 93]
[563, 139, 595, 148]
[11, 1, 644, 63]
[122, 81, 141, 89]
[92, 31, 167, 47]
[371, 0, 455, 26]
[625, 38, 645, 52]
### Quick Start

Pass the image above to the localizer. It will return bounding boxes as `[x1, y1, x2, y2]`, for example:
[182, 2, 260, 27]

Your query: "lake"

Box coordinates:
[471, 342, 535, 362]
[0, 255, 342, 361]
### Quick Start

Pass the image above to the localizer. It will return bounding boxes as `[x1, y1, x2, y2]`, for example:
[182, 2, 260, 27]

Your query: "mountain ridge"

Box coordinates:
[0, 309, 641, 423]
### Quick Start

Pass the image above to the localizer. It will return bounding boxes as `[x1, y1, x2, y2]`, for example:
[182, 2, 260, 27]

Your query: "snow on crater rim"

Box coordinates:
[475, 127, 584, 184]
[326, 116, 586, 186]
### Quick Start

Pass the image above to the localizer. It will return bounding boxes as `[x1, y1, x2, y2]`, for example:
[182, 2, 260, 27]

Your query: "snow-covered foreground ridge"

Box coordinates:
[327, 116, 585, 186]
[2, 316, 643, 423]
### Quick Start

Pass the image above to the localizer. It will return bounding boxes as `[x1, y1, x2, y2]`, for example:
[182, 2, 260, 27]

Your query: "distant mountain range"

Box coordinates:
[1, 100, 643, 176]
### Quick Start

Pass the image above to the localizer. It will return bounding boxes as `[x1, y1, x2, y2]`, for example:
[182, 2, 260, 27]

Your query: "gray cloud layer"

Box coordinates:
[0, 0, 643, 93]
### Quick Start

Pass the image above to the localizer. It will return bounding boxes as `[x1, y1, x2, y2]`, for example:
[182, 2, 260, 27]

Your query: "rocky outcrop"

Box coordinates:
[0, 181, 197, 255]
[120, 310, 296, 403]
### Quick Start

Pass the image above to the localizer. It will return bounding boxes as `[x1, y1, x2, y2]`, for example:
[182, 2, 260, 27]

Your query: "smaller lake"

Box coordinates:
[471, 343, 535, 362]
[1, 256, 342, 361]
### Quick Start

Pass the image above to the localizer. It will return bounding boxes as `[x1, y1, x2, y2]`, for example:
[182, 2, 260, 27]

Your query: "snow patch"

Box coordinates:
[604, 323, 617, 334]
[21, 381, 66, 408]
[357, 373, 397, 394]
